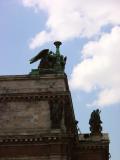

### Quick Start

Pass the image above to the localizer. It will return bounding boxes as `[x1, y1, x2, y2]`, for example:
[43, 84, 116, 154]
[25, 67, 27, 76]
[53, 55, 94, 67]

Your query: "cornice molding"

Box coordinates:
[0, 74, 66, 82]
[76, 141, 109, 150]
[0, 92, 70, 102]
[0, 134, 75, 145]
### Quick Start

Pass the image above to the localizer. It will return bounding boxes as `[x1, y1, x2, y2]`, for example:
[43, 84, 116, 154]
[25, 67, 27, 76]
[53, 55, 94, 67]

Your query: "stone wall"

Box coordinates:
[0, 101, 50, 135]
[0, 156, 67, 160]
[0, 74, 70, 160]
[0, 74, 68, 135]
[0, 74, 67, 94]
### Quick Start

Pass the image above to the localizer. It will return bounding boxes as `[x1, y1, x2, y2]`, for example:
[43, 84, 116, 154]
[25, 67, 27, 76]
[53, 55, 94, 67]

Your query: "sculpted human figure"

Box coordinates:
[49, 100, 63, 129]
[89, 109, 102, 135]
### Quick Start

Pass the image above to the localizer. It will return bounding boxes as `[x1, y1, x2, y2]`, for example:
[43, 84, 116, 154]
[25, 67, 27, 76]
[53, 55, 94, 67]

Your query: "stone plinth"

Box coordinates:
[0, 74, 67, 94]
[72, 133, 109, 160]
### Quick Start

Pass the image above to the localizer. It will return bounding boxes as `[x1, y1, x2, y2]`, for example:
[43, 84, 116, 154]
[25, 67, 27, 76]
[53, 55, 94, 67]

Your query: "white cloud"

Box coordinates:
[22, 0, 120, 49]
[22, 0, 120, 107]
[69, 26, 120, 107]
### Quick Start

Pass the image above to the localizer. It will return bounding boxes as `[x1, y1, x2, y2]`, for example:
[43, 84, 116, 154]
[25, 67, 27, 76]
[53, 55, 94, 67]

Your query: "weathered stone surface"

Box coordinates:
[0, 74, 67, 94]
[0, 101, 50, 135]
[0, 73, 109, 160]
[0, 156, 67, 160]
[0, 74, 68, 135]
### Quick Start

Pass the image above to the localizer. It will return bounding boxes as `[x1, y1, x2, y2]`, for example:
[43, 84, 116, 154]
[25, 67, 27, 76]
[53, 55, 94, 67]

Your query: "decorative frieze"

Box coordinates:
[0, 92, 69, 102]
[0, 134, 74, 144]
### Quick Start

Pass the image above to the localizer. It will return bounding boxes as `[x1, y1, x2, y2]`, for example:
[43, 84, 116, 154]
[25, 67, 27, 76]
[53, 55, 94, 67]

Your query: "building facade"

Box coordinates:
[0, 42, 109, 160]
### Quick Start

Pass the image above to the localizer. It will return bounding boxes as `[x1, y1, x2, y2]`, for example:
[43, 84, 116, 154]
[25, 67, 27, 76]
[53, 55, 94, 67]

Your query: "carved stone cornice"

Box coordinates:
[0, 134, 75, 145]
[76, 140, 109, 151]
[0, 74, 66, 81]
[0, 92, 70, 102]
[76, 144, 109, 150]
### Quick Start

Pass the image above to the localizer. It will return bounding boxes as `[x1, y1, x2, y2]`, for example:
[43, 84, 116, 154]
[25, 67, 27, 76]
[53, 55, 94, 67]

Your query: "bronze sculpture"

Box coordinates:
[89, 109, 102, 135]
[30, 41, 67, 74]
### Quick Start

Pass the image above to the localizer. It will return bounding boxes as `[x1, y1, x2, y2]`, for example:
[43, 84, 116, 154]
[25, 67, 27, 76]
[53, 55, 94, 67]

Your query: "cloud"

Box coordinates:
[22, 0, 120, 49]
[69, 26, 120, 107]
[22, 0, 120, 107]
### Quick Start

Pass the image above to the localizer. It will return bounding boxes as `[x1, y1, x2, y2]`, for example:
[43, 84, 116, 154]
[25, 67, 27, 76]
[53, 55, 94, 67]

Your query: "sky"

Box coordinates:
[0, 0, 120, 159]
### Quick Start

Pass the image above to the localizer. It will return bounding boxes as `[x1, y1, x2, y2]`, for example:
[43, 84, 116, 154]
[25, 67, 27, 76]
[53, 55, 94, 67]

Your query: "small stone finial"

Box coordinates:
[54, 41, 62, 55]
[89, 109, 102, 136]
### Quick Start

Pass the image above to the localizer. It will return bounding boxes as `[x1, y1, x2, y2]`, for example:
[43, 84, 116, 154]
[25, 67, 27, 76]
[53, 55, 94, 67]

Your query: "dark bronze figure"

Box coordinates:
[30, 41, 67, 74]
[49, 100, 63, 129]
[30, 49, 49, 65]
[89, 109, 102, 135]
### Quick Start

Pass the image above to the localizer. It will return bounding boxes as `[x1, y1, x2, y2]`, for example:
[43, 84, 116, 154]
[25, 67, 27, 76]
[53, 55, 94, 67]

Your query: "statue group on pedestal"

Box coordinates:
[30, 41, 67, 74]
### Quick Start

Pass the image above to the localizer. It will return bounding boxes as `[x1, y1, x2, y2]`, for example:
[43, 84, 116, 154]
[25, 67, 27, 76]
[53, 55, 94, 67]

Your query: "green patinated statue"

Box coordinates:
[30, 41, 67, 74]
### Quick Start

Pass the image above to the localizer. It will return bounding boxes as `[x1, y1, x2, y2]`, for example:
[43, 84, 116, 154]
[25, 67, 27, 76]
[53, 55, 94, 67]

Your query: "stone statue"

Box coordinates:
[49, 100, 63, 129]
[89, 109, 102, 135]
[30, 41, 67, 74]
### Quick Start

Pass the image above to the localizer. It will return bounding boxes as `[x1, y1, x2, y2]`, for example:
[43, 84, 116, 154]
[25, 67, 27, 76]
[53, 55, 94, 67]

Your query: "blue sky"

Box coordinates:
[0, 0, 120, 159]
